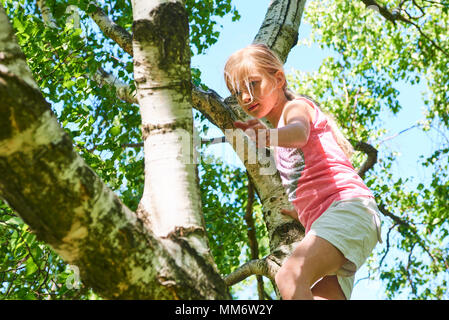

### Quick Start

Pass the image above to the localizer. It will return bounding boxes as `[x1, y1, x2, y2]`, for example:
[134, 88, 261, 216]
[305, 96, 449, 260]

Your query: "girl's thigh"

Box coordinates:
[282, 233, 348, 286]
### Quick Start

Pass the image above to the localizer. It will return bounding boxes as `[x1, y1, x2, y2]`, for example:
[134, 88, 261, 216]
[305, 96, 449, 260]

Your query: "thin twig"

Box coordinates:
[379, 124, 419, 145]
[378, 224, 396, 267]
[361, 0, 449, 58]
[405, 243, 418, 297]
[244, 173, 264, 300]
[378, 202, 440, 265]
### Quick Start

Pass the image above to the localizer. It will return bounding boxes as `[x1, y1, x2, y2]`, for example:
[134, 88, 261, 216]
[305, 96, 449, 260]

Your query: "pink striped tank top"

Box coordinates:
[274, 97, 373, 233]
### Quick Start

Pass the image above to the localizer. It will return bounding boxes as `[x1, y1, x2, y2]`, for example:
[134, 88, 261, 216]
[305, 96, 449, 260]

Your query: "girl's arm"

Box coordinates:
[273, 100, 313, 148]
[234, 100, 313, 148]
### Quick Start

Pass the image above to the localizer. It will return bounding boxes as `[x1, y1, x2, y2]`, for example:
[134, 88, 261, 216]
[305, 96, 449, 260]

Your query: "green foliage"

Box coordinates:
[186, 0, 240, 54]
[199, 155, 271, 298]
[0, 202, 100, 299]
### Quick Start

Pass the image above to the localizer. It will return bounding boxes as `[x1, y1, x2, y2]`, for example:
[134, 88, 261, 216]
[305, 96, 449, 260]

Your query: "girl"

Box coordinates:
[224, 43, 382, 300]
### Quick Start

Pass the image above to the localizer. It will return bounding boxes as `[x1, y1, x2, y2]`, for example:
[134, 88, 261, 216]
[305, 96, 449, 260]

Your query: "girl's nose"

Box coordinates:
[241, 91, 251, 104]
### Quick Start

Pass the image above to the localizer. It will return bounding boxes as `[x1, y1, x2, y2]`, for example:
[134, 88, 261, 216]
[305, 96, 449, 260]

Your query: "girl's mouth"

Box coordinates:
[248, 103, 259, 111]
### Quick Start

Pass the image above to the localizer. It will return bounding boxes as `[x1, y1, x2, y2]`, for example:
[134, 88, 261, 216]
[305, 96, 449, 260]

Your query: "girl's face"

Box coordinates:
[235, 71, 285, 119]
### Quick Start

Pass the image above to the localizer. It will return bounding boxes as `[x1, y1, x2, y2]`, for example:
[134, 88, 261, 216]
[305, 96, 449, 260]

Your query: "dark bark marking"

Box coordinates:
[272, 220, 304, 246]
[132, 2, 190, 73]
[0, 71, 48, 140]
[141, 117, 192, 139]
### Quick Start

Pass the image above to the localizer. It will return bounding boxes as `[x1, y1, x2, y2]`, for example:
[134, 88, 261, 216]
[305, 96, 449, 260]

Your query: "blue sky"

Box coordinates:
[191, 0, 439, 300]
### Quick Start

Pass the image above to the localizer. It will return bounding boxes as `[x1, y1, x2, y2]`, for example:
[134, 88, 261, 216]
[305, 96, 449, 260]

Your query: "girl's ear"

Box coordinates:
[274, 70, 286, 89]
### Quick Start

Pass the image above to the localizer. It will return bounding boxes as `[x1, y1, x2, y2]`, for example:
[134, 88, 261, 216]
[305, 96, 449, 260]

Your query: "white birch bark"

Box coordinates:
[36, 0, 58, 29]
[131, 0, 216, 267]
[254, 0, 306, 62]
[92, 67, 138, 104]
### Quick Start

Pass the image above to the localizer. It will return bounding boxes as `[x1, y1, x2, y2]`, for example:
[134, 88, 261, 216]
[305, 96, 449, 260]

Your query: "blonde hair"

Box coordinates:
[224, 43, 354, 159]
[224, 43, 285, 104]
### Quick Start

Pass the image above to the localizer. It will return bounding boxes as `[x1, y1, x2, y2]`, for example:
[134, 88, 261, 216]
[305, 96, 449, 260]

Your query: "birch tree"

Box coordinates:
[0, 0, 308, 300]
[1, 0, 448, 300]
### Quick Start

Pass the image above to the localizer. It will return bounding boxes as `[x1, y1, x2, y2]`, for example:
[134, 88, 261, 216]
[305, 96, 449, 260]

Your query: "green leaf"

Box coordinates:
[6, 216, 23, 226]
[13, 17, 25, 33]
[63, 80, 76, 89]
[110, 126, 121, 137]
[25, 258, 38, 276]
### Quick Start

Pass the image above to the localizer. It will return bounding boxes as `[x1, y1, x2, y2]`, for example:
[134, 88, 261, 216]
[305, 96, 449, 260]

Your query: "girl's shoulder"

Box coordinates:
[281, 98, 316, 127]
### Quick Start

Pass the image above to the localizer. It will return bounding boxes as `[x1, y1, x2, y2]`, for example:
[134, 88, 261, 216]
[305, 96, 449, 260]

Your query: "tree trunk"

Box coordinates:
[131, 0, 219, 270]
[0, 4, 229, 299]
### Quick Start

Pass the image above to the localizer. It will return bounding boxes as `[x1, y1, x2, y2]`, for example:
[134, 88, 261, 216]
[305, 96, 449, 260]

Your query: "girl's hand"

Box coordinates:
[234, 119, 271, 148]
[280, 208, 299, 221]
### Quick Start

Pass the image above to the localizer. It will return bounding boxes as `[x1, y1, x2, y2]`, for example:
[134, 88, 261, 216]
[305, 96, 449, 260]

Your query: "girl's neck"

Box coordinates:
[265, 91, 289, 128]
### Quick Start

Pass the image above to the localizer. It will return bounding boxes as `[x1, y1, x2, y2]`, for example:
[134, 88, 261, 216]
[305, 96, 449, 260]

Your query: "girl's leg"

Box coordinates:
[275, 233, 347, 300]
[311, 275, 346, 300]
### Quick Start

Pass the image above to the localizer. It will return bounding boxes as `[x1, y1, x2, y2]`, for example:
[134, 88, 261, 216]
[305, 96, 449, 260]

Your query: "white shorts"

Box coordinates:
[308, 197, 382, 299]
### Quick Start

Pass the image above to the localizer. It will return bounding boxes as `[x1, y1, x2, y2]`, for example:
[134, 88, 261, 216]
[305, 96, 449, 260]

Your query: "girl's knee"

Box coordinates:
[275, 263, 315, 299]
[275, 254, 321, 292]
[275, 262, 308, 289]
[275, 266, 292, 297]
[274, 265, 287, 287]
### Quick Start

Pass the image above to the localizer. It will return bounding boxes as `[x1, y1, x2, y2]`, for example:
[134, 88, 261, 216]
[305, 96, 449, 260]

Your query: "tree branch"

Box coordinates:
[377, 202, 441, 265]
[84, 1, 133, 56]
[361, 0, 402, 23]
[191, 85, 239, 129]
[224, 241, 298, 295]
[92, 67, 137, 104]
[406, 242, 418, 297]
[224, 257, 280, 286]
[377, 203, 411, 226]
[36, 0, 58, 28]
[361, 0, 449, 58]
[378, 223, 396, 267]
[253, 0, 307, 63]
[354, 141, 378, 178]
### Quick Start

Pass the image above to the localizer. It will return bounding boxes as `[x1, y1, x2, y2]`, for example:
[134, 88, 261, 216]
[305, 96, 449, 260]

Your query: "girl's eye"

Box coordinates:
[250, 81, 259, 89]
